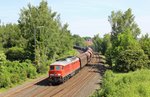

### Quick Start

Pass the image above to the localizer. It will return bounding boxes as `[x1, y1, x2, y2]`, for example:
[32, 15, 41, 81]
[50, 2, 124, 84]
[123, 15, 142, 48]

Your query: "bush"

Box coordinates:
[0, 66, 11, 88]
[5, 47, 25, 61]
[0, 52, 6, 63]
[0, 73, 11, 88]
[115, 49, 149, 72]
[0, 60, 37, 89]
[36, 64, 48, 74]
[5, 61, 27, 81]
[92, 69, 150, 97]
[22, 62, 37, 79]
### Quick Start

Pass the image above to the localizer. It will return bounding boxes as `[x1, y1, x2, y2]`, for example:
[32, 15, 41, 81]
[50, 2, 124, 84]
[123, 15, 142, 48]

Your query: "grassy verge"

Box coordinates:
[92, 69, 150, 97]
[0, 73, 47, 93]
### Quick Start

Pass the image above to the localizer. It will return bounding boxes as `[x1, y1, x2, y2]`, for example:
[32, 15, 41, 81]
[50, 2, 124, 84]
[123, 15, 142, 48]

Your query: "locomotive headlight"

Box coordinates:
[50, 74, 54, 76]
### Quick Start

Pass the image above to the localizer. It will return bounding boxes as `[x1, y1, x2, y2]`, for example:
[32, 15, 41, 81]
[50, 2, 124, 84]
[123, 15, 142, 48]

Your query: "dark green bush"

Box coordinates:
[5, 47, 25, 61]
[115, 49, 149, 72]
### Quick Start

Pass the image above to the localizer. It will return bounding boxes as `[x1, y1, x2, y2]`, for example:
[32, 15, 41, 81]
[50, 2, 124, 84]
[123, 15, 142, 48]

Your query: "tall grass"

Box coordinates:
[92, 69, 150, 97]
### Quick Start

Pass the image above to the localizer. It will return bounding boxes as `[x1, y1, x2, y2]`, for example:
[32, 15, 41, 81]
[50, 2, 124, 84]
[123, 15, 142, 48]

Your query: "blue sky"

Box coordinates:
[0, 0, 150, 37]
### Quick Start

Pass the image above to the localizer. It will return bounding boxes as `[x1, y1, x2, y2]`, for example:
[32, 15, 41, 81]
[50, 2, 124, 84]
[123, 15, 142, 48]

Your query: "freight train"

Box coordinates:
[48, 47, 93, 84]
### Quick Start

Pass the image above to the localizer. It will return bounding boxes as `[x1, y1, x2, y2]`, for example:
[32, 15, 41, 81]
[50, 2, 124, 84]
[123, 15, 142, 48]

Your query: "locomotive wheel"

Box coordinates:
[48, 82, 52, 86]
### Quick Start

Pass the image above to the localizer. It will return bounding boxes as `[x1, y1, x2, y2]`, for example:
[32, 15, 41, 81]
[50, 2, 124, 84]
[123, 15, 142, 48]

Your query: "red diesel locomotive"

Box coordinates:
[48, 47, 93, 84]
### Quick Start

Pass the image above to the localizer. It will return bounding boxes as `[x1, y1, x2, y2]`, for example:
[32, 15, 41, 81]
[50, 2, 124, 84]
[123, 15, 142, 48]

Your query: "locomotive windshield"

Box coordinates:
[50, 65, 61, 70]
[50, 66, 54, 70]
[56, 66, 61, 70]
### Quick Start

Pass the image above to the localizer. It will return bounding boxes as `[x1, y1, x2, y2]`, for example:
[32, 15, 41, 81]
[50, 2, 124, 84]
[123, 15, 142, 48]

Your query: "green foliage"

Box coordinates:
[107, 8, 141, 66]
[0, 61, 37, 88]
[92, 9, 150, 97]
[108, 8, 140, 40]
[111, 31, 141, 60]
[116, 50, 149, 72]
[93, 34, 112, 54]
[0, 52, 6, 63]
[102, 34, 112, 55]
[104, 8, 144, 71]
[102, 34, 113, 66]
[139, 33, 150, 59]
[72, 34, 85, 46]
[0, 1, 76, 74]
[92, 70, 150, 97]
[0, 66, 11, 88]
[22, 62, 37, 78]
[93, 34, 113, 65]
[5, 47, 25, 61]
[0, 2, 79, 89]
[93, 34, 103, 53]
[0, 24, 21, 48]
[83, 36, 91, 40]
[17, 1, 74, 72]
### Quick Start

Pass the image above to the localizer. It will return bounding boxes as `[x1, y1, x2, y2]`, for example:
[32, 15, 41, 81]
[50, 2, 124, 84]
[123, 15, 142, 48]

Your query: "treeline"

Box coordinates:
[92, 8, 150, 97]
[0, 1, 85, 88]
[93, 8, 150, 72]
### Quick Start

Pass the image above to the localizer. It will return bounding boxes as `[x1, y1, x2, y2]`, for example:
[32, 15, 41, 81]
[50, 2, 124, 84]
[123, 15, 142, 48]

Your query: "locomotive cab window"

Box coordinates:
[50, 66, 54, 70]
[56, 66, 61, 70]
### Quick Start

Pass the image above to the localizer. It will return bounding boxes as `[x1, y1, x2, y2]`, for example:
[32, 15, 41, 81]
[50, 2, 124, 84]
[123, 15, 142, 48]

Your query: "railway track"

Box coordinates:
[1, 53, 105, 97]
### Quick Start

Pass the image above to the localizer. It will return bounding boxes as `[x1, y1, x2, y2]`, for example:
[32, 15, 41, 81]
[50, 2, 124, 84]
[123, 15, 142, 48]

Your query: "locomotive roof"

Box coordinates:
[50, 56, 79, 66]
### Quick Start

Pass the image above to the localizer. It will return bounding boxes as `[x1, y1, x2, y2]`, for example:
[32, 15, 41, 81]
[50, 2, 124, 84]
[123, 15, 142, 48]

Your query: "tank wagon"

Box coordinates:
[48, 47, 93, 84]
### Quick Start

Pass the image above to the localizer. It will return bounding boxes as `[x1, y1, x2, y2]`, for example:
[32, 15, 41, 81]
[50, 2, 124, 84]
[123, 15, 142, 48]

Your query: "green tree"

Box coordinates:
[116, 49, 148, 72]
[101, 34, 112, 55]
[111, 31, 141, 59]
[139, 33, 150, 59]
[93, 34, 112, 55]
[18, 1, 73, 73]
[72, 34, 85, 46]
[108, 8, 141, 64]
[0, 24, 21, 49]
[102, 34, 112, 66]
[108, 8, 141, 41]
[92, 34, 112, 65]
[5, 47, 25, 61]
[93, 34, 103, 53]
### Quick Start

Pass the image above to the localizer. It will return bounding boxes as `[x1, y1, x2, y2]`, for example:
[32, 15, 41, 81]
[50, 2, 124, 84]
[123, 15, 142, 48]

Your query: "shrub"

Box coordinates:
[93, 70, 150, 97]
[4, 61, 27, 81]
[0, 66, 11, 88]
[0, 73, 11, 88]
[0, 60, 37, 89]
[5, 47, 25, 61]
[22, 62, 37, 79]
[0, 52, 6, 63]
[115, 49, 148, 72]
[36, 64, 48, 74]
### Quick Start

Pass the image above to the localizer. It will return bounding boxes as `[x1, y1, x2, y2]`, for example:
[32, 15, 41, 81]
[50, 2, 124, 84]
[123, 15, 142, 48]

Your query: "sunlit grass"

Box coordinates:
[92, 69, 150, 97]
[0, 73, 47, 93]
